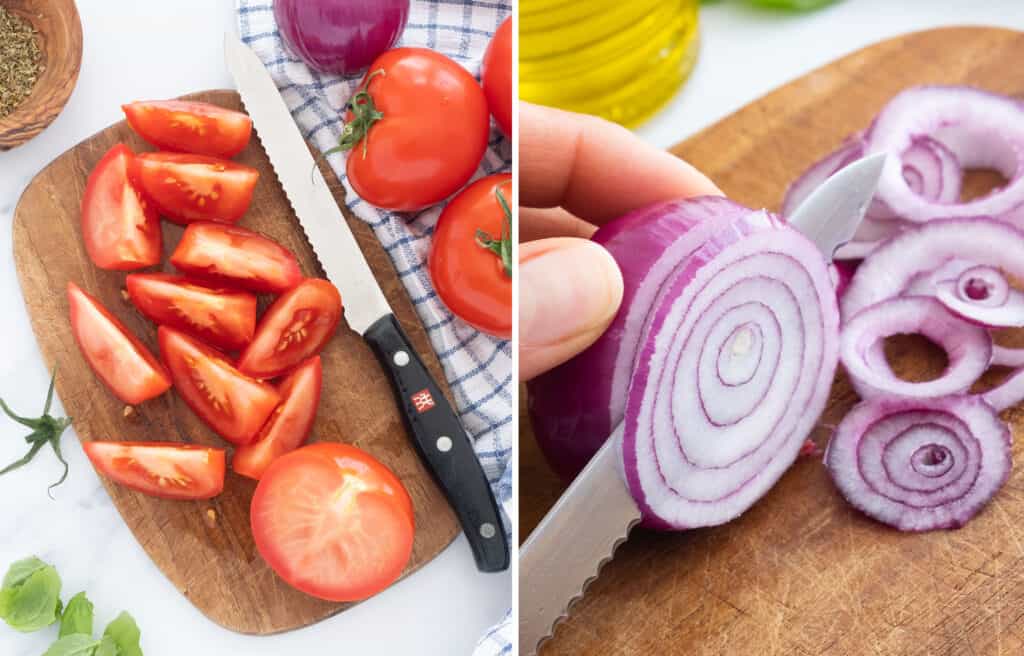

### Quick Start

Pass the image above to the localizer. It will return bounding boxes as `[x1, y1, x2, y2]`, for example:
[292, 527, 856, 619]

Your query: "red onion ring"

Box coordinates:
[840, 297, 992, 399]
[842, 217, 1024, 321]
[620, 208, 838, 529]
[826, 395, 1010, 531]
[992, 345, 1024, 368]
[865, 86, 1023, 226]
[934, 266, 1024, 328]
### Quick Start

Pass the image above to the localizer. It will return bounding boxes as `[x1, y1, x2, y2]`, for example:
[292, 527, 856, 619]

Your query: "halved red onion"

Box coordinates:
[841, 296, 992, 399]
[933, 265, 1024, 328]
[619, 207, 838, 529]
[842, 217, 1024, 321]
[528, 197, 738, 479]
[826, 395, 1010, 531]
[864, 86, 1024, 225]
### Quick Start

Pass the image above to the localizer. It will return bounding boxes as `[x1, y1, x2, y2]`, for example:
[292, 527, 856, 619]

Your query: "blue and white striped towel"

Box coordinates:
[235, 2, 512, 654]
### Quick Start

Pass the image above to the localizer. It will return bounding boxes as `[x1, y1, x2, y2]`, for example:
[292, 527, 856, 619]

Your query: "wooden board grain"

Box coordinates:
[521, 27, 1024, 656]
[12, 90, 458, 634]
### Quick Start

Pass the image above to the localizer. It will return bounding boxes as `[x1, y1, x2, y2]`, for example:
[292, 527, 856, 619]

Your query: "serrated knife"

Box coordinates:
[520, 153, 887, 654]
[224, 35, 509, 573]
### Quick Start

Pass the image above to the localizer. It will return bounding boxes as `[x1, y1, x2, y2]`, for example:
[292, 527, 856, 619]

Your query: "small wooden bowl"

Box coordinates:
[0, 0, 82, 150]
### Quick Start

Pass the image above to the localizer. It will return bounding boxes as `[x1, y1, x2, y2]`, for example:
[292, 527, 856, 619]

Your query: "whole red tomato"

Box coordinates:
[429, 173, 512, 339]
[482, 17, 512, 137]
[342, 48, 490, 212]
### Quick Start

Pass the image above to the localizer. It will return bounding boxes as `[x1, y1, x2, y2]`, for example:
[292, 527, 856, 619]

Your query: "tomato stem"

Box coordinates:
[476, 186, 513, 278]
[326, 69, 387, 160]
[0, 369, 73, 496]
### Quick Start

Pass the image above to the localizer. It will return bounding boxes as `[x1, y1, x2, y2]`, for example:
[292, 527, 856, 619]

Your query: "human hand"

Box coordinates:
[519, 102, 722, 380]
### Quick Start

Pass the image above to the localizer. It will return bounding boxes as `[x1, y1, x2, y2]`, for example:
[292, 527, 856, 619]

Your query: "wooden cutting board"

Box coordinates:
[12, 90, 459, 635]
[522, 26, 1024, 656]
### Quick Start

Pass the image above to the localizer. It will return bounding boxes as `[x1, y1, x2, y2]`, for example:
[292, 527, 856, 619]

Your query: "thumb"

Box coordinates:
[519, 238, 624, 381]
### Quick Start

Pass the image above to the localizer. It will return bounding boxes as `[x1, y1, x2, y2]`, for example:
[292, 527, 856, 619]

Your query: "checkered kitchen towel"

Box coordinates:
[236, 1, 513, 653]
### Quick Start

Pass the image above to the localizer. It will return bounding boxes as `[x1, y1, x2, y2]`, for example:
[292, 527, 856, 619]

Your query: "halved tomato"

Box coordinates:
[170, 223, 303, 294]
[237, 279, 342, 379]
[158, 326, 281, 446]
[233, 356, 322, 480]
[67, 282, 171, 405]
[81, 143, 162, 270]
[126, 273, 257, 351]
[123, 100, 252, 158]
[129, 152, 258, 224]
[83, 441, 226, 500]
[251, 443, 415, 602]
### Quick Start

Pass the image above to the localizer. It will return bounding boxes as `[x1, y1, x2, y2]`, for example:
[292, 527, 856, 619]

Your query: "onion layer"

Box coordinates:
[619, 206, 838, 529]
[826, 395, 1010, 531]
[840, 296, 992, 399]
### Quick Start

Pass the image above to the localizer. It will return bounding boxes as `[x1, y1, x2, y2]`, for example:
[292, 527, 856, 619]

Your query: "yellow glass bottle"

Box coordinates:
[519, 0, 700, 128]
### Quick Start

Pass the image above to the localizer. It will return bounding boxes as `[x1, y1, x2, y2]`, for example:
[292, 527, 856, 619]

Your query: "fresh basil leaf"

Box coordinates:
[42, 633, 100, 656]
[59, 592, 93, 638]
[2, 556, 47, 588]
[94, 636, 118, 656]
[1, 564, 61, 632]
[103, 612, 142, 656]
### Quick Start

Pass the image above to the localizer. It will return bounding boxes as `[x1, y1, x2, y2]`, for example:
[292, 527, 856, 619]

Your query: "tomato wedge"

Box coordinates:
[126, 273, 257, 351]
[67, 282, 171, 405]
[251, 443, 415, 602]
[129, 152, 258, 224]
[83, 441, 226, 500]
[481, 17, 512, 137]
[123, 100, 252, 158]
[170, 223, 303, 294]
[158, 326, 281, 446]
[233, 356, 322, 480]
[80, 143, 162, 270]
[237, 279, 342, 379]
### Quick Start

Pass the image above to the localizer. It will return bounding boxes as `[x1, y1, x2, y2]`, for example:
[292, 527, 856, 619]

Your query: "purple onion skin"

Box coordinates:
[527, 197, 748, 481]
[274, 0, 410, 76]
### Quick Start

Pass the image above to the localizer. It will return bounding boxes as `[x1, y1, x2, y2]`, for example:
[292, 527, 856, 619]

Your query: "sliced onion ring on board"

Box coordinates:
[825, 395, 1010, 531]
[620, 207, 839, 530]
[864, 86, 1024, 225]
[842, 217, 1024, 321]
[934, 266, 1024, 328]
[840, 297, 992, 399]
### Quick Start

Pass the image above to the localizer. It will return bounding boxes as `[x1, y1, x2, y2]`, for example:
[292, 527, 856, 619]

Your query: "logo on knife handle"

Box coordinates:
[411, 389, 436, 414]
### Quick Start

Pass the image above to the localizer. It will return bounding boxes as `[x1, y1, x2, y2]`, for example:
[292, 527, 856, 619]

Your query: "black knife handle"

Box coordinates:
[364, 314, 510, 573]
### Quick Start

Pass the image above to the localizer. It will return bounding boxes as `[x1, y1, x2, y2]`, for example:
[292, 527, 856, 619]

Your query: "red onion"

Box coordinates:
[826, 395, 1010, 531]
[530, 197, 838, 529]
[840, 296, 992, 399]
[620, 207, 838, 529]
[274, 0, 409, 75]
[528, 197, 739, 479]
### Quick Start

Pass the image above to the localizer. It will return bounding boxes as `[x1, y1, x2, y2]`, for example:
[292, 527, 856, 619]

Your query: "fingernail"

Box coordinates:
[520, 240, 624, 347]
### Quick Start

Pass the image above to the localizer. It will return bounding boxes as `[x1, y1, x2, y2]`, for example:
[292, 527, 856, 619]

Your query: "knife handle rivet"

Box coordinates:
[436, 436, 453, 453]
[392, 350, 410, 367]
[480, 522, 497, 539]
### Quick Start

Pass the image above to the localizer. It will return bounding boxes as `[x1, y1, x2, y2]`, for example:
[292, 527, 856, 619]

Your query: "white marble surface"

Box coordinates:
[0, 2, 509, 655]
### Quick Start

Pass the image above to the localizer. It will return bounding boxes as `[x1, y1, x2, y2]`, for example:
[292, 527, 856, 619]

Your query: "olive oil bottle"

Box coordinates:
[519, 0, 700, 128]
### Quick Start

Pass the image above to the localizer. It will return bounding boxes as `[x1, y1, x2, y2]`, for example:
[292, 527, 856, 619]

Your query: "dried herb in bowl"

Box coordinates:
[0, 6, 42, 119]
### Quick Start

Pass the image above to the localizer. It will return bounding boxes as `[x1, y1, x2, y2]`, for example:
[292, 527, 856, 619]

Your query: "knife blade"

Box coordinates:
[224, 35, 509, 573]
[786, 152, 887, 259]
[519, 154, 886, 654]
